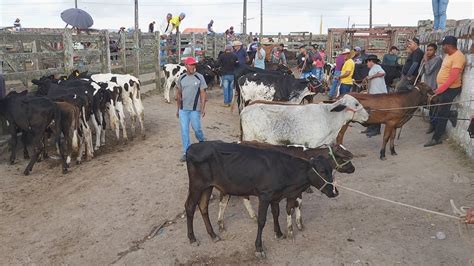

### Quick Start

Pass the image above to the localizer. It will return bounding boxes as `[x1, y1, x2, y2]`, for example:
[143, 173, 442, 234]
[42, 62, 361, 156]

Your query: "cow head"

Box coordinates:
[308, 156, 338, 198]
[306, 75, 325, 93]
[328, 144, 355, 174]
[330, 95, 369, 123]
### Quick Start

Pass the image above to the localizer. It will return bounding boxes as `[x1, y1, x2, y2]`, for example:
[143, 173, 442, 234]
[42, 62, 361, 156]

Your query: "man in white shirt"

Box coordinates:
[365, 54, 387, 137]
[253, 43, 266, 69]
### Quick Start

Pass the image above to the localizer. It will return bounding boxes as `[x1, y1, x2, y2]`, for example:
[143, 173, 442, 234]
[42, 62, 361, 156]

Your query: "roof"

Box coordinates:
[182, 28, 208, 33]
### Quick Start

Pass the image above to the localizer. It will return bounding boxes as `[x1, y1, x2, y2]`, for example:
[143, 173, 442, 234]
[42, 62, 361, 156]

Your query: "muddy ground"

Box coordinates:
[1, 88, 473, 265]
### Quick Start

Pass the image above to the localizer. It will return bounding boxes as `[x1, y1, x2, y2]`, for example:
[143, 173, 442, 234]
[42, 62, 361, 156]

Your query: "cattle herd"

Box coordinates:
[0, 70, 144, 175]
[1, 56, 433, 259]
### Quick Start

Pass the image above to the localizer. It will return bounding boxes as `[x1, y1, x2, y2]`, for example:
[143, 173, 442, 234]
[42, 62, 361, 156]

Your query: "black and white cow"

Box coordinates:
[237, 72, 324, 109]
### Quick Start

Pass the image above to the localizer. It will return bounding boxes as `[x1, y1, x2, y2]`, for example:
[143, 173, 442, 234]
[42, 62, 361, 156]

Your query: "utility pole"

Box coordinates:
[259, 0, 263, 40]
[134, 0, 139, 31]
[369, 0, 372, 29]
[319, 15, 323, 34]
[243, 0, 247, 35]
[75, 0, 77, 8]
[134, 0, 140, 77]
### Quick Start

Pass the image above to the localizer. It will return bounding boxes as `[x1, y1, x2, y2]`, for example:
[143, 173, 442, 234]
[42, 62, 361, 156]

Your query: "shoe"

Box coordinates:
[449, 110, 458, 127]
[221, 103, 230, 107]
[179, 154, 186, 162]
[366, 131, 379, 137]
[360, 129, 369, 134]
[423, 139, 442, 147]
[426, 124, 435, 134]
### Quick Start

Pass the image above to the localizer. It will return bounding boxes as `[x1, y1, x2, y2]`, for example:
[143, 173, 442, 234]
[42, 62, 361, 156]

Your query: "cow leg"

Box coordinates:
[242, 197, 257, 221]
[99, 111, 106, 145]
[115, 101, 128, 141]
[123, 100, 137, 137]
[21, 132, 30, 160]
[185, 188, 203, 246]
[380, 124, 393, 160]
[217, 194, 230, 232]
[286, 199, 296, 239]
[198, 187, 220, 242]
[23, 132, 43, 175]
[390, 128, 398, 156]
[90, 113, 101, 151]
[9, 126, 18, 164]
[131, 93, 145, 138]
[107, 103, 120, 140]
[336, 123, 350, 145]
[164, 80, 171, 103]
[295, 197, 303, 231]
[270, 201, 284, 239]
[255, 198, 270, 259]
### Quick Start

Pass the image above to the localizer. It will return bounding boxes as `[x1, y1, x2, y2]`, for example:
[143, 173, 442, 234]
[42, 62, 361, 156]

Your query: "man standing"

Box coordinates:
[432, 0, 449, 31]
[160, 13, 173, 36]
[396, 37, 424, 90]
[247, 37, 259, 63]
[334, 48, 355, 96]
[352, 47, 363, 64]
[328, 49, 348, 99]
[233, 41, 248, 66]
[148, 21, 156, 33]
[423, 43, 443, 134]
[170, 13, 186, 34]
[313, 47, 325, 81]
[270, 44, 287, 65]
[253, 42, 266, 70]
[296, 45, 313, 79]
[176, 57, 207, 161]
[364, 55, 388, 137]
[218, 45, 239, 107]
[382, 46, 400, 66]
[424, 36, 466, 147]
[207, 20, 215, 35]
[13, 18, 21, 32]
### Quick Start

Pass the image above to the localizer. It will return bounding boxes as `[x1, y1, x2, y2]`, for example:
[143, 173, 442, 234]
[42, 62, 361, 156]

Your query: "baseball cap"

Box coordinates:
[341, 48, 351, 54]
[354, 46, 361, 52]
[232, 40, 242, 46]
[184, 57, 197, 65]
[409, 37, 420, 45]
[441, 35, 457, 46]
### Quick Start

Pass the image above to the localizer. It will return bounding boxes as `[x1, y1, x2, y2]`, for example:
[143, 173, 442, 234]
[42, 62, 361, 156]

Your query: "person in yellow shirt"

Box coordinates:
[334, 48, 355, 96]
[170, 12, 186, 34]
[424, 36, 466, 147]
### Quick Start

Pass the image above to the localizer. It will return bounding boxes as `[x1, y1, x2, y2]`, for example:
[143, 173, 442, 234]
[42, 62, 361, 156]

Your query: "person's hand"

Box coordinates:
[176, 110, 179, 118]
[201, 110, 206, 118]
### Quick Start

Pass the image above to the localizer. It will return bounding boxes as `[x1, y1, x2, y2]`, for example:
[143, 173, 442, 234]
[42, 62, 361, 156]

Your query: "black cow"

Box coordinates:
[237, 72, 324, 109]
[352, 64, 402, 92]
[0, 91, 67, 175]
[185, 141, 338, 258]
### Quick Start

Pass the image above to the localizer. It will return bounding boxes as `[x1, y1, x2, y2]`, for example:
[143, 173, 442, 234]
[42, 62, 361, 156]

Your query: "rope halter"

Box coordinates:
[311, 167, 336, 194]
[327, 145, 352, 171]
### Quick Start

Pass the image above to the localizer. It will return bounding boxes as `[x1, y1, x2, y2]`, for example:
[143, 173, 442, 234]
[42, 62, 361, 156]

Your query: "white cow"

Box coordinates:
[241, 94, 369, 148]
[162, 63, 186, 103]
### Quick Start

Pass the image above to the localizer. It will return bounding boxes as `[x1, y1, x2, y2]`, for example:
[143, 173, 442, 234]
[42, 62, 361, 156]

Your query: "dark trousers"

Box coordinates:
[0, 74, 5, 99]
[367, 124, 381, 133]
[432, 88, 461, 141]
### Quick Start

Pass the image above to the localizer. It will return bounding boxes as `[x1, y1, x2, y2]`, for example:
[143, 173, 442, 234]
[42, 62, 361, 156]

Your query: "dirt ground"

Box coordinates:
[1, 88, 473, 265]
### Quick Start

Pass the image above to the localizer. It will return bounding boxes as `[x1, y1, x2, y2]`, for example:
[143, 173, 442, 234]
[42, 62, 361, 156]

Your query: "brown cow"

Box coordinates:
[336, 83, 433, 160]
[56, 101, 80, 167]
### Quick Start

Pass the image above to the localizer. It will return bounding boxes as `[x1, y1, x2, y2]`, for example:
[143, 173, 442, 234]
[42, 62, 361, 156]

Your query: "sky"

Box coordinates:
[0, 0, 472, 34]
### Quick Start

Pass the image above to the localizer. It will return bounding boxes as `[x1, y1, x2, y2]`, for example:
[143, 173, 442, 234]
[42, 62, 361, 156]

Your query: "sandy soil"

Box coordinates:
[1, 89, 473, 265]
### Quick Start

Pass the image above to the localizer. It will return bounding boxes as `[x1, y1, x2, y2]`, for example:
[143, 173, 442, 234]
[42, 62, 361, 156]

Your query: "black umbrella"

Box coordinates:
[61, 8, 94, 29]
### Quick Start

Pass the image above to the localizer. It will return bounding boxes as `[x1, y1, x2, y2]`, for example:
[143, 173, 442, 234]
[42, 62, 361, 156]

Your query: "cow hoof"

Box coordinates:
[296, 223, 303, 231]
[287, 230, 294, 240]
[305, 187, 314, 194]
[76, 160, 82, 165]
[9, 160, 15, 165]
[218, 222, 226, 232]
[255, 251, 266, 259]
[141, 134, 146, 140]
[391, 151, 398, 156]
[62, 168, 68, 174]
[212, 235, 221, 243]
[275, 233, 285, 240]
[24, 155, 30, 160]
[190, 240, 200, 247]
[94, 146, 100, 151]
[380, 156, 387, 161]
[23, 170, 30, 176]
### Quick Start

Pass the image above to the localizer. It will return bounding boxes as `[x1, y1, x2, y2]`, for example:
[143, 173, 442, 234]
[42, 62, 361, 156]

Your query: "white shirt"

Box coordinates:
[368, 64, 387, 94]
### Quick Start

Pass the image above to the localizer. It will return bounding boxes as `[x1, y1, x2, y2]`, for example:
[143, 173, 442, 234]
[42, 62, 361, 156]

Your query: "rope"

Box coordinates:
[336, 183, 461, 221]
[372, 99, 473, 111]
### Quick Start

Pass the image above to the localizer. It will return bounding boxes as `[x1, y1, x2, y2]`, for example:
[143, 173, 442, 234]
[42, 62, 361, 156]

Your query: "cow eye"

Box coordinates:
[355, 103, 359, 107]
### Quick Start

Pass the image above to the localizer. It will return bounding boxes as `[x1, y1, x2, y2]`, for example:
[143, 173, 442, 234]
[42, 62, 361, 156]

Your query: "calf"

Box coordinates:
[237, 72, 323, 109]
[241, 95, 369, 148]
[56, 101, 80, 167]
[185, 141, 338, 258]
[0, 91, 68, 175]
[217, 142, 354, 238]
[336, 83, 433, 160]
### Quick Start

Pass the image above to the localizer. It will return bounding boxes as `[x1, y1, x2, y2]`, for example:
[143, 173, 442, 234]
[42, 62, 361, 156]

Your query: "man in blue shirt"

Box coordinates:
[176, 57, 207, 162]
[233, 40, 248, 66]
[253, 42, 266, 70]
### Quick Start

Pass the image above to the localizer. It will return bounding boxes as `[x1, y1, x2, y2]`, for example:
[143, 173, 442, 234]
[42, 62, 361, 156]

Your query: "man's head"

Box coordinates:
[426, 43, 438, 58]
[389, 46, 399, 54]
[299, 45, 306, 54]
[441, 35, 458, 54]
[279, 43, 284, 51]
[406, 37, 420, 53]
[341, 48, 351, 60]
[166, 13, 172, 21]
[253, 37, 258, 42]
[354, 46, 361, 56]
[184, 57, 197, 73]
[365, 54, 380, 68]
[257, 42, 262, 48]
[232, 40, 242, 50]
[224, 44, 233, 53]
[152, 21, 156, 24]
[210, 20, 214, 24]
[179, 13, 186, 20]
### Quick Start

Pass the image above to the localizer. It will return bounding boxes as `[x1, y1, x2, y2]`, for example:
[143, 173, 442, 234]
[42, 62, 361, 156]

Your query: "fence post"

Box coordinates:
[309, 32, 313, 45]
[63, 29, 74, 74]
[102, 30, 112, 73]
[203, 34, 208, 56]
[177, 32, 182, 62]
[278, 32, 281, 42]
[191, 33, 195, 58]
[133, 29, 140, 77]
[120, 31, 126, 73]
[155, 31, 162, 93]
[213, 35, 217, 59]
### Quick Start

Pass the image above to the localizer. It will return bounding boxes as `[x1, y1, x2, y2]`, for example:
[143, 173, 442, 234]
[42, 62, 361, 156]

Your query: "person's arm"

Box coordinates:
[368, 70, 385, 80]
[199, 76, 208, 117]
[281, 52, 287, 65]
[406, 50, 424, 78]
[424, 57, 442, 75]
[435, 68, 462, 95]
[176, 82, 182, 118]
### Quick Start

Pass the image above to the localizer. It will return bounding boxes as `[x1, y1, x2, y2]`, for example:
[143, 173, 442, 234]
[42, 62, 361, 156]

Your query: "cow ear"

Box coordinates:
[31, 79, 40, 85]
[330, 104, 346, 112]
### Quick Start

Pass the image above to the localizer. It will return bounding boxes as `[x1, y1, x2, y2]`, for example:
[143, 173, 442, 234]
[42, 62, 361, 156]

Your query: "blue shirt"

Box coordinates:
[254, 48, 266, 69]
[234, 48, 247, 66]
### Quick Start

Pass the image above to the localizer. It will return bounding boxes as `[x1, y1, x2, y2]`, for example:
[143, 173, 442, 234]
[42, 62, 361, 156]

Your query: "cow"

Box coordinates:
[217, 142, 355, 239]
[56, 101, 80, 167]
[90, 73, 145, 139]
[237, 72, 324, 109]
[185, 141, 338, 258]
[352, 63, 402, 92]
[241, 95, 369, 148]
[336, 83, 433, 160]
[0, 91, 68, 175]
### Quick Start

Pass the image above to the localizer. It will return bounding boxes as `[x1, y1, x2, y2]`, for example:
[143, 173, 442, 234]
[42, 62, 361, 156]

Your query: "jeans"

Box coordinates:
[315, 67, 323, 81]
[179, 109, 205, 154]
[432, 0, 449, 30]
[221, 74, 234, 104]
[328, 70, 341, 98]
[339, 84, 352, 96]
[301, 71, 313, 79]
[432, 88, 460, 141]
